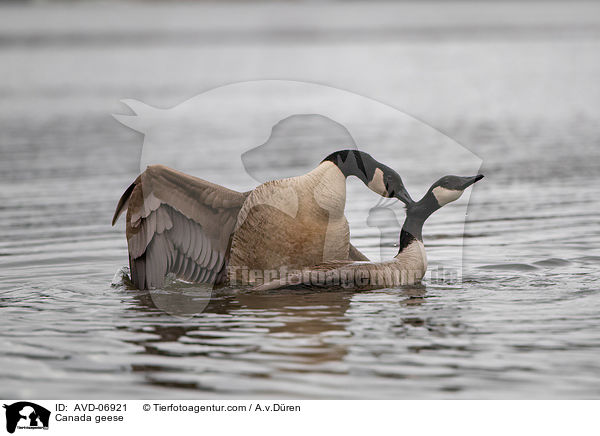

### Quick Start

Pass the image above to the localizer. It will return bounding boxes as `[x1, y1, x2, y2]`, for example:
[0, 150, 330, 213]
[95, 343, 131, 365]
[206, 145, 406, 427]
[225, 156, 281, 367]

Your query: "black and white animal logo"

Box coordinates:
[3, 402, 50, 434]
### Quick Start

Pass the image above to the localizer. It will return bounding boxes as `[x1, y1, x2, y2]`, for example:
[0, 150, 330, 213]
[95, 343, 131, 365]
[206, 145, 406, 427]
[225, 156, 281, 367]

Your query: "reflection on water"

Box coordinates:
[1, 1, 600, 399]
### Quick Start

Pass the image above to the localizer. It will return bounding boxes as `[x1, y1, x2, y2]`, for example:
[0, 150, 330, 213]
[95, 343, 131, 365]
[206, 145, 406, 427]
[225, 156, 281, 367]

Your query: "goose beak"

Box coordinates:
[394, 184, 414, 206]
[461, 174, 484, 189]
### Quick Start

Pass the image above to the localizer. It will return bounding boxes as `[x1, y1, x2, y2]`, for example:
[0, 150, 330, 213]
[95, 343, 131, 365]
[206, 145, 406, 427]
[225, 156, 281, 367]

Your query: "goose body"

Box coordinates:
[112, 150, 412, 290]
[255, 174, 484, 291]
[229, 161, 350, 273]
[254, 232, 428, 291]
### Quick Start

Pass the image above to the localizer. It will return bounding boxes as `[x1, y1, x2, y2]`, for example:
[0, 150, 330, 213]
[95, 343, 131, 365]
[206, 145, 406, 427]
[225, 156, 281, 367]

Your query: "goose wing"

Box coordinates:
[112, 164, 249, 290]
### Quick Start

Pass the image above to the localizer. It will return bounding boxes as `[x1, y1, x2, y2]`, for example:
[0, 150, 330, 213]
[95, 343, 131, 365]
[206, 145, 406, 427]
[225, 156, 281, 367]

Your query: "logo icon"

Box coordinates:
[3, 402, 50, 434]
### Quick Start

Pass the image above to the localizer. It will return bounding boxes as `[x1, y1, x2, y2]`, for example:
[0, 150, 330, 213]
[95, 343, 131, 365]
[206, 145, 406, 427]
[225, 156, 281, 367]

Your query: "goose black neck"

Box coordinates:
[322, 149, 379, 183]
[398, 192, 440, 253]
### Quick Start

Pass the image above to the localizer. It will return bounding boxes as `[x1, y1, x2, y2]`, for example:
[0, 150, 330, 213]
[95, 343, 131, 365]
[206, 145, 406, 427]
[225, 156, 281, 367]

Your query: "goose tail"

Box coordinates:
[111, 179, 137, 225]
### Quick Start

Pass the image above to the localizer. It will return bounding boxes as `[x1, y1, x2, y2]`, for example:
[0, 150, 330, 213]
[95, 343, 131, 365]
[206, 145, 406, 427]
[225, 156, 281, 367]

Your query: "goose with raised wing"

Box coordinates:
[255, 174, 484, 291]
[112, 150, 413, 290]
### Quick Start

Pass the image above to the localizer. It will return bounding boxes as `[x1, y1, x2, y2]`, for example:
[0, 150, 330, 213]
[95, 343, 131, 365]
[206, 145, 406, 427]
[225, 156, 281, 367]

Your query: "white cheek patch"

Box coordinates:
[367, 167, 387, 196]
[432, 186, 463, 206]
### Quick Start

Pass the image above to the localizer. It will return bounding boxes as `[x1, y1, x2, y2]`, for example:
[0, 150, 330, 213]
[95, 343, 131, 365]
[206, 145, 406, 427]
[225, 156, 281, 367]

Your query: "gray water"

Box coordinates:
[1, 2, 600, 399]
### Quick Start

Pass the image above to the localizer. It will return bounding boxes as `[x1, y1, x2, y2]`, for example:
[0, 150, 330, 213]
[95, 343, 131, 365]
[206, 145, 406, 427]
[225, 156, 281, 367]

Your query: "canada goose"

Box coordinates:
[112, 150, 412, 290]
[254, 174, 484, 291]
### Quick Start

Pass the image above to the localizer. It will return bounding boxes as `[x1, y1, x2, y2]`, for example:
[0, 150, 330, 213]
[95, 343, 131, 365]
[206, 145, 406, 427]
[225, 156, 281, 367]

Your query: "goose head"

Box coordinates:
[428, 174, 484, 207]
[322, 149, 413, 205]
[409, 174, 484, 217]
[366, 163, 414, 205]
[402, 174, 484, 241]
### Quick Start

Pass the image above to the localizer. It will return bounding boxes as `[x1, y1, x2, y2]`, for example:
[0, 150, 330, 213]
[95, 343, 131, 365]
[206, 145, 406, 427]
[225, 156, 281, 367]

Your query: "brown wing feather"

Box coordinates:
[112, 165, 249, 290]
